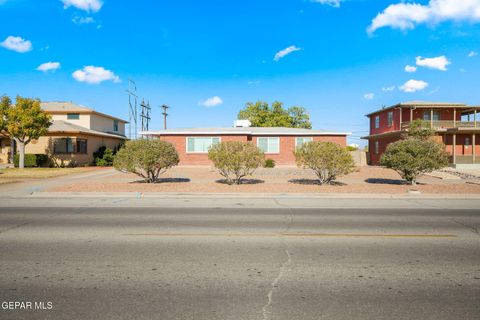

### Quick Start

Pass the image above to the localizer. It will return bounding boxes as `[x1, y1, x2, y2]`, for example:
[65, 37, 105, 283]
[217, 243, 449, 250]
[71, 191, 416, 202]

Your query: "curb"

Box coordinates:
[28, 191, 480, 199]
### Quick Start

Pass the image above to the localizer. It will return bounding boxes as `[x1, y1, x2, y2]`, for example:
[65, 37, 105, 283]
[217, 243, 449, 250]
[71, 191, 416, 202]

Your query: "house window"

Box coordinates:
[54, 138, 74, 154]
[387, 112, 393, 127]
[186, 137, 220, 153]
[113, 120, 119, 132]
[465, 137, 471, 147]
[295, 137, 313, 147]
[374, 116, 380, 129]
[374, 141, 379, 154]
[67, 113, 80, 120]
[257, 137, 280, 154]
[76, 139, 88, 154]
[423, 110, 440, 121]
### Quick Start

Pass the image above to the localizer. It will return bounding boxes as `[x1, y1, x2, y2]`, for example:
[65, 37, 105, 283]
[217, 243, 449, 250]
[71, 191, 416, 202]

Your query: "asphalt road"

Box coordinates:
[0, 205, 479, 320]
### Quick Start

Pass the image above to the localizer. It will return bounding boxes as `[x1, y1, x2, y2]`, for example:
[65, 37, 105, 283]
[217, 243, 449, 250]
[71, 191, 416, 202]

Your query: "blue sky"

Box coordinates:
[1, 0, 480, 145]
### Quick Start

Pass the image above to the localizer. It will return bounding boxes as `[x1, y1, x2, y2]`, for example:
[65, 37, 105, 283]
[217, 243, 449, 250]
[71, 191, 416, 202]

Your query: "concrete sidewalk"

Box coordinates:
[29, 191, 480, 199]
[2, 194, 480, 210]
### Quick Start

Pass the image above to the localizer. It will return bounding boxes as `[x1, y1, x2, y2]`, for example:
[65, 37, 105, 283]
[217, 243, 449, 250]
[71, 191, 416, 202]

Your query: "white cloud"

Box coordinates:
[382, 86, 395, 92]
[72, 66, 120, 84]
[248, 80, 261, 85]
[363, 93, 375, 100]
[36, 62, 61, 72]
[368, 0, 480, 34]
[468, 51, 478, 57]
[405, 65, 417, 73]
[201, 96, 223, 108]
[72, 16, 95, 24]
[274, 45, 302, 61]
[62, 0, 103, 13]
[0, 36, 32, 53]
[416, 55, 450, 71]
[311, 0, 342, 8]
[399, 79, 429, 93]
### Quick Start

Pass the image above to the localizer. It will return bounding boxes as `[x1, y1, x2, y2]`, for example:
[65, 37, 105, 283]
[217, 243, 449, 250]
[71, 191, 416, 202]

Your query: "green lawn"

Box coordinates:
[0, 167, 95, 184]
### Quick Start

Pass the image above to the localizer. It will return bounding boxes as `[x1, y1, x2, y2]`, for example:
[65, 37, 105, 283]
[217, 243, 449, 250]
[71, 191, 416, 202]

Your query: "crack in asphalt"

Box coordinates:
[261, 203, 295, 320]
[262, 247, 292, 320]
[450, 218, 480, 236]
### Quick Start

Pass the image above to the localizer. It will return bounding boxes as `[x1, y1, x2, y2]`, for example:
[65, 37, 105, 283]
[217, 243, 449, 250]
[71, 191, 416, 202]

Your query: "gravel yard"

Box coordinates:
[48, 166, 480, 194]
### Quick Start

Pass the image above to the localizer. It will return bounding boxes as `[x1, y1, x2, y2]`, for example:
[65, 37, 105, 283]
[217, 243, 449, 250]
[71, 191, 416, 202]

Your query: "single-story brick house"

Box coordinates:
[140, 126, 350, 165]
[0, 102, 128, 166]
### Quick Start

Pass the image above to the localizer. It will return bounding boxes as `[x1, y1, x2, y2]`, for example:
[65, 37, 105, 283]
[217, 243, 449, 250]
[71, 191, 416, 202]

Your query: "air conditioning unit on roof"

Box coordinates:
[233, 120, 252, 127]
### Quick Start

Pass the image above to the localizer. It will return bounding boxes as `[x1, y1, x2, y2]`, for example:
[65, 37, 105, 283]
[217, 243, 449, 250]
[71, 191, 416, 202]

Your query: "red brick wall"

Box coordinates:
[159, 135, 248, 165]
[444, 134, 479, 156]
[400, 108, 461, 123]
[368, 136, 399, 165]
[158, 134, 347, 166]
[251, 135, 347, 165]
[369, 133, 480, 165]
[370, 108, 463, 137]
[369, 109, 401, 135]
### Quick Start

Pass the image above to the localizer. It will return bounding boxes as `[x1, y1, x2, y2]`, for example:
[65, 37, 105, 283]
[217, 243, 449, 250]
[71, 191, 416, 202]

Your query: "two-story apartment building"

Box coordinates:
[362, 101, 480, 168]
[0, 102, 128, 166]
[141, 124, 350, 166]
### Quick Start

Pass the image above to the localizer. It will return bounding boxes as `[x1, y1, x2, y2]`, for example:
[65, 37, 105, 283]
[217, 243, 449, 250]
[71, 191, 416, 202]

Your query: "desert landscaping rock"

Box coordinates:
[48, 166, 480, 195]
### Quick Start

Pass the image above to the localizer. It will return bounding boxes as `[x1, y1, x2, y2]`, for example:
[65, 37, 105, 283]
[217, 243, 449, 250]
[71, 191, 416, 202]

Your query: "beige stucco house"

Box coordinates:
[0, 102, 128, 166]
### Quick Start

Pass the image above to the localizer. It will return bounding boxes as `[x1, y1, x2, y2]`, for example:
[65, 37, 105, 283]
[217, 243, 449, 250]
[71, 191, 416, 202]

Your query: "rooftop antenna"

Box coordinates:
[126, 80, 138, 139]
[140, 99, 151, 132]
[161, 104, 170, 130]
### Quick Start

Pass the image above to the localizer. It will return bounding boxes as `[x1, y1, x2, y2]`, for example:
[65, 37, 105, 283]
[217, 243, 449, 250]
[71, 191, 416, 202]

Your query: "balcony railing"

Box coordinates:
[401, 121, 478, 130]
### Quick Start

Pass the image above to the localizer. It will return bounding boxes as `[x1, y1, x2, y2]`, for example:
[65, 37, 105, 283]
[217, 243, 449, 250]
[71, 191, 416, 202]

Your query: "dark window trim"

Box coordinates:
[53, 138, 88, 154]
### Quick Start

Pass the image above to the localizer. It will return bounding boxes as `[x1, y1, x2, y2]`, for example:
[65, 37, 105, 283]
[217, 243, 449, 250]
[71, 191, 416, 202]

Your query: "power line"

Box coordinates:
[126, 79, 138, 140]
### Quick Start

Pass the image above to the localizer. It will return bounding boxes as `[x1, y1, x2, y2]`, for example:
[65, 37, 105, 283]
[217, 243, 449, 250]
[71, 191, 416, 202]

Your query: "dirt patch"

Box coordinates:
[48, 166, 480, 194]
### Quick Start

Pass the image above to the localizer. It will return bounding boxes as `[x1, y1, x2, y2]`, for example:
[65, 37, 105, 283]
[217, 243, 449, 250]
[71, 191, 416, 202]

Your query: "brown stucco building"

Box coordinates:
[0, 102, 128, 166]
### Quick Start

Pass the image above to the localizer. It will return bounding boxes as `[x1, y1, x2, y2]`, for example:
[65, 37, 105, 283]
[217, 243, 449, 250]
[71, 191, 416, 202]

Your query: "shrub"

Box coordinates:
[113, 139, 179, 183]
[264, 158, 276, 168]
[346, 145, 358, 152]
[294, 141, 355, 185]
[208, 141, 265, 185]
[94, 146, 115, 166]
[380, 139, 449, 185]
[13, 154, 49, 168]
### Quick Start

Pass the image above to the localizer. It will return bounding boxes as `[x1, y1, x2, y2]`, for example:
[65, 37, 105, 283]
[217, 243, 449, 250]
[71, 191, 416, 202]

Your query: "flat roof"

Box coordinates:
[41, 102, 129, 123]
[365, 101, 471, 117]
[141, 127, 350, 136]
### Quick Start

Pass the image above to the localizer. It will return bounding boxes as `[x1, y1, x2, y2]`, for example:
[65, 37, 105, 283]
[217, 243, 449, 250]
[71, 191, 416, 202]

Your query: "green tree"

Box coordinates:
[208, 141, 265, 185]
[404, 119, 435, 140]
[0, 96, 9, 132]
[289, 106, 312, 129]
[238, 101, 312, 129]
[94, 147, 115, 166]
[1, 96, 52, 169]
[380, 139, 449, 185]
[113, 139, 179, 183]
[294, 141, 355, 185]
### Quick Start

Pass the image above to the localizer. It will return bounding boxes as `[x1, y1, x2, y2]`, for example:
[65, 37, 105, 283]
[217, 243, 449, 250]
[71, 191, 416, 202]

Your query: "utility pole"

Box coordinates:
[161, 104, 169, 130]
[126, 80, 138, 140]
[140, 99, 151, 132]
